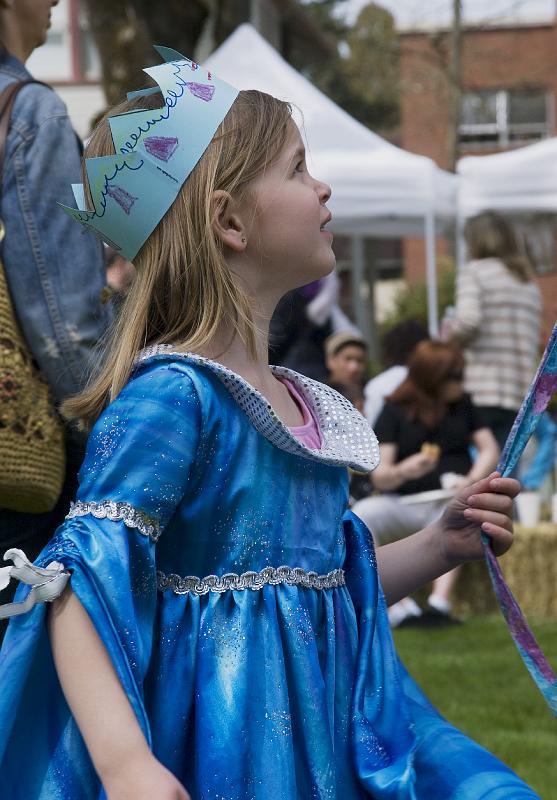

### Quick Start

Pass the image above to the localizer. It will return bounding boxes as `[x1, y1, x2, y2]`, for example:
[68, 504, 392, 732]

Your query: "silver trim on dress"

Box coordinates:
[135, 345, 380, 473]
[157, 565, 346, 595]
[66, 500, 161, 542]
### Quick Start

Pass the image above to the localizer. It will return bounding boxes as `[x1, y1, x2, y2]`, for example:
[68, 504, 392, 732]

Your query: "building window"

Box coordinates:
[459, 89, 552, 150]
[513, 214, 557, 276]
[26, 0, 100, 83]
[369, 239, 404, 281]
[78, 5, 101, 80]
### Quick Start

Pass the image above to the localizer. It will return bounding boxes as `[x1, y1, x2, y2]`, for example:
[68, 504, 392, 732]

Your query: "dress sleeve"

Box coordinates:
[521, 412, 557, 490]
[0, 362, 201, 744]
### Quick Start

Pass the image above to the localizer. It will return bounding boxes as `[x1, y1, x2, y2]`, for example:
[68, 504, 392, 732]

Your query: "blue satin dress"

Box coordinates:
[0, 349, 538, 799]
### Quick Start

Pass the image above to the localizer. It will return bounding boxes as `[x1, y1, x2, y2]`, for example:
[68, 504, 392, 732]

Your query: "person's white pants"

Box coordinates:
[352, 494, 444, 546]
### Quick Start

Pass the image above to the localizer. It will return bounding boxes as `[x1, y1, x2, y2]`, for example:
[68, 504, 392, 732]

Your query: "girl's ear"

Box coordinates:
[211, 190, 248, 253]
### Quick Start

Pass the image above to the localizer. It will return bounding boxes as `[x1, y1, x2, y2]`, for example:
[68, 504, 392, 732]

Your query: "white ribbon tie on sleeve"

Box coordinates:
[0, 549, 69, 619]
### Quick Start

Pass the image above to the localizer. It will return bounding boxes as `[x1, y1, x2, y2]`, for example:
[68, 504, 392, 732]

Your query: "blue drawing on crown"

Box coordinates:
[144, 136, 179, 162]
[72, 158, 144, 223]
[106, 185, 138, 215]
[59, 47, 239, 261]
[118, 63, 215, 156]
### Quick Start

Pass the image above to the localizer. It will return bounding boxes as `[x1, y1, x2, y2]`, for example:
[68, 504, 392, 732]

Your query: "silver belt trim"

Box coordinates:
[157, 565, 345, 596]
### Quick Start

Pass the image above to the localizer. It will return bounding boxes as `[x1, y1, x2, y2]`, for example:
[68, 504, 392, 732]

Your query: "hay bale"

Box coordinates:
[454, 523, 557, 618]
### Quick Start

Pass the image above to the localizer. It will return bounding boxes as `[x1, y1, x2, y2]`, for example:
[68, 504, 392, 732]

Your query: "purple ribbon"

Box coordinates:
[483, 322, 557, 716]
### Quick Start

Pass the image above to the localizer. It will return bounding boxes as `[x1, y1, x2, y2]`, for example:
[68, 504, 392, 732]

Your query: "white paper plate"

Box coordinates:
[399, 488, 455, 505]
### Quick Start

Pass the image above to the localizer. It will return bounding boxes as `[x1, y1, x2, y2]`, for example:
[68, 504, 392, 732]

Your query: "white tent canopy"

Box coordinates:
[207, 24, 457, 238]
[207, 25, 457, 336]
[458, 138, 557, 218]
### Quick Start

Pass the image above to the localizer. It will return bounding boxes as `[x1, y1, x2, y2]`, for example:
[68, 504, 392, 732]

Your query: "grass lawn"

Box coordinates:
[393, 616, 557, 798]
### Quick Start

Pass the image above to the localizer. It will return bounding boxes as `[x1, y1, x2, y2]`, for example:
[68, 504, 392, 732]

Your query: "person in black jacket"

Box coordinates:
[353, 340, 499, 627]
[269, 282, 332, 381]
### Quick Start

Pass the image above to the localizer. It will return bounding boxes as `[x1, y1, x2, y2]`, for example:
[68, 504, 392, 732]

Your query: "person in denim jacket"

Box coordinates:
[0, 0, 112, 622]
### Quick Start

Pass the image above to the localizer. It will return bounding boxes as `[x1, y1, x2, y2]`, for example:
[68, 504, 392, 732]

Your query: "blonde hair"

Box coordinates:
[464, 211, 534, 282]
[62, 90, 292, 429]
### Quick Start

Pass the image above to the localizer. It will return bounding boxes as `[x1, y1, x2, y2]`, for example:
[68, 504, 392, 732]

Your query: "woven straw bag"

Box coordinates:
[0, 82, 65, 513]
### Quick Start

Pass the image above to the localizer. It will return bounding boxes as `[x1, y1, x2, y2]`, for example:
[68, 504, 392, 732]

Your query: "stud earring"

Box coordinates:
[241, 236, 247, 244]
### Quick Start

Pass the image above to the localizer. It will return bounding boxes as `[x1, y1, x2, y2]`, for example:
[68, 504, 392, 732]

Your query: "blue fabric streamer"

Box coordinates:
[482, 323, 557, 717]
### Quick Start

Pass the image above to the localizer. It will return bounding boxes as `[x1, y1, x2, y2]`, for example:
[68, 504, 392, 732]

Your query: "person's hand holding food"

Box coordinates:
[398, 443, 440, 481]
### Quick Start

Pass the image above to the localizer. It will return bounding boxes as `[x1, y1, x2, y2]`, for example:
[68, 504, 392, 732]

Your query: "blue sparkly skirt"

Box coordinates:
[0, 513, 538, 799]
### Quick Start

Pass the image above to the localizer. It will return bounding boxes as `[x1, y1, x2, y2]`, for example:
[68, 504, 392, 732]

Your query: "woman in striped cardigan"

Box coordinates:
[444, 211, 542, 450]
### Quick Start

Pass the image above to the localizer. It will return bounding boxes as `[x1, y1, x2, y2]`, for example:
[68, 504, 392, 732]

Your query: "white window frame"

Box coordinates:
[459, 89, 552, 149]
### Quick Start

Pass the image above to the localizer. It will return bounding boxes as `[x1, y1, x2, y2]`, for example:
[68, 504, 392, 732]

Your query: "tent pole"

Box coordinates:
[350, 236, 377, 356]
[350, 236, 366, 336]
[456, 206, 466, 271]
[425, 211, 439, 337]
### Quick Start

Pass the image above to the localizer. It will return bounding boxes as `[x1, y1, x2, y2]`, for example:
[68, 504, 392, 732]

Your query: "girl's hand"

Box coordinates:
[436, 471, 521, 567]
[104, 754, 191, 800]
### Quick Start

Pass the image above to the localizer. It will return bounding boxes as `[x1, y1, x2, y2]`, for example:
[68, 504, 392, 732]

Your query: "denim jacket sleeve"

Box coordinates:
[1, 83, 113, 405]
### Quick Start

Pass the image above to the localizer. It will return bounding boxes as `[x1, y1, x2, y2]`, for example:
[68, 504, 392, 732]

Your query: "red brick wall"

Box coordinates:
[399, 23, 557, 338]
[401, 24, 557, 168]
[538, 273, 557, 342]
[403, 238, 449, 285]
[400, 32, 452, 168]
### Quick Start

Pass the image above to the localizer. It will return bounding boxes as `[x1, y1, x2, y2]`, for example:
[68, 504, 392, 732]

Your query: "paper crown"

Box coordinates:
[59, 46, 239, 261]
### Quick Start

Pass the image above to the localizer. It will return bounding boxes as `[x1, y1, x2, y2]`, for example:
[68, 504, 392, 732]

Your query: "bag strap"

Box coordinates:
[0, 80, 49, 184]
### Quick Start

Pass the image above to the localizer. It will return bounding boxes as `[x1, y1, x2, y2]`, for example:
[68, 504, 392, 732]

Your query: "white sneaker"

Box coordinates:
[388, 598, 422, 628]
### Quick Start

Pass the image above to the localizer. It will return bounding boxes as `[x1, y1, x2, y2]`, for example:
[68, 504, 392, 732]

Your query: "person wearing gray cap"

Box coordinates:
[325, 331, 368, 394]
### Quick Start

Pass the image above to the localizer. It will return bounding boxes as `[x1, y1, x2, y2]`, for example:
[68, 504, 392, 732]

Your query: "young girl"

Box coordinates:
[0, 55, 538, 800]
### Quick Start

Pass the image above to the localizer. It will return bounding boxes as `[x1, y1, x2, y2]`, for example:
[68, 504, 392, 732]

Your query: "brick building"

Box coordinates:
[399, 20, 557, 338]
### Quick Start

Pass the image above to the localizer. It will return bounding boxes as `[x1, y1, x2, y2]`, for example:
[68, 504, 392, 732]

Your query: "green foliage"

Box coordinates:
[340, 3, 400, 131]
[379, 259, 456, 336]
[300, 0, 350, 39]
[303, 2, 400, 134]
[394, 617, 557, 797]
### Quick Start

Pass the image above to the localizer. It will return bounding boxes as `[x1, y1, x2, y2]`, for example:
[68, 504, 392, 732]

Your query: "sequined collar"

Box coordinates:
[135, 345, 379, 472]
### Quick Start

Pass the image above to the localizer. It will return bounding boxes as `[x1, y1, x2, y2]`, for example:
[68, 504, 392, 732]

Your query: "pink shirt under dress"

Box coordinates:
[279, 378, 322, 451]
